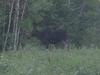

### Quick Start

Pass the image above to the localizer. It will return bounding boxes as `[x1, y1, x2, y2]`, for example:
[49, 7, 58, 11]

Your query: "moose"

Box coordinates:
[26, 26, 68, 49]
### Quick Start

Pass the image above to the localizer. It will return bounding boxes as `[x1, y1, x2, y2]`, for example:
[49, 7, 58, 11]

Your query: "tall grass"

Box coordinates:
[0, 47, 100, 75]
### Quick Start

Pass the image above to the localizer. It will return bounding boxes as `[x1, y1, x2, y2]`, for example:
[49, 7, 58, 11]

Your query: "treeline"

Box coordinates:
[0, 0, 100, 50]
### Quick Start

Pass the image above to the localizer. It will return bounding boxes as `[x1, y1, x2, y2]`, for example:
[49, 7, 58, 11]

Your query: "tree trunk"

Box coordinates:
[3, 0, 15, 51]
[13, 0, 20, 50]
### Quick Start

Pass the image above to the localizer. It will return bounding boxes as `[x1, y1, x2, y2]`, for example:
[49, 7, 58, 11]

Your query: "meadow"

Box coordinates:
[0, 47, 100, 75]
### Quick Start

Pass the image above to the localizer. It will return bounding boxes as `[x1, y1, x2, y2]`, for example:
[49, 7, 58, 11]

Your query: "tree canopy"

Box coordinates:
[0, 0, 100, 50]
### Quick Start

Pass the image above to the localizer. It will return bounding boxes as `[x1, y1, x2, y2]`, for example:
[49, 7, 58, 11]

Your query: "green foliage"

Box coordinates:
[19, 18, 33, 31]
[0, 47, 100, 75]
[0, 0, 100, 50]
[24, 0, 100, 47]
[27, 0, 53, 23]
[0, 0, 6, 50]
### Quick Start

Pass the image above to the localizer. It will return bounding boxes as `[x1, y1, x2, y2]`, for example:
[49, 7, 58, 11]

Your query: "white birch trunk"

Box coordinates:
[21, 0, 27, 20]
[3, 0, 15, 51]
[13, 0, 20, 50]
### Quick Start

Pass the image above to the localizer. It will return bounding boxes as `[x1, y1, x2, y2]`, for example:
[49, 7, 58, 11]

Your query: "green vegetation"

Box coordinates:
[0, 47, 100, 75]
[0, 0, 100, 50]
[0, 0, 100, 74]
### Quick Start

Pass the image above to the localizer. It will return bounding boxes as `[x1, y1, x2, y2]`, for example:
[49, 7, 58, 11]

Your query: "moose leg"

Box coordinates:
[62, 40, 69, 50]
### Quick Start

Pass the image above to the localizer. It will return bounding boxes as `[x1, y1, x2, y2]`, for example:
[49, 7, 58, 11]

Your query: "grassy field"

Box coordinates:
[0, 47, 100, 75]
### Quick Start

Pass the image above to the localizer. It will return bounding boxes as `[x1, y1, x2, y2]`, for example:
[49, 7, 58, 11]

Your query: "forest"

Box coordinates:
[0, 0, 100, 50]
[0, 0, 100, 75]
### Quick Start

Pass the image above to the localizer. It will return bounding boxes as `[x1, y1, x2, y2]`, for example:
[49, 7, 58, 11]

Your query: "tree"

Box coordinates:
[0, 0, 100, 50]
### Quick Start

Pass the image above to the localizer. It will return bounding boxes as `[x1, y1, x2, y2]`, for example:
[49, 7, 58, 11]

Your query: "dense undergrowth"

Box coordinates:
[0, 47, 100, 75]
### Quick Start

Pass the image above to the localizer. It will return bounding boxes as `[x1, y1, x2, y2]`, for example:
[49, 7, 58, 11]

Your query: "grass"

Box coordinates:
[0, 47, 100, 75]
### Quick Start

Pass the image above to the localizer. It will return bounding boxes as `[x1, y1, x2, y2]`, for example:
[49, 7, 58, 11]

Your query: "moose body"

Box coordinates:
[31, 29, 68, 48]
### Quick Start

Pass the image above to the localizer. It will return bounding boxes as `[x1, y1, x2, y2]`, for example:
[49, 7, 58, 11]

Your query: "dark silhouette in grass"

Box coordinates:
[27, 26, 68, 49]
